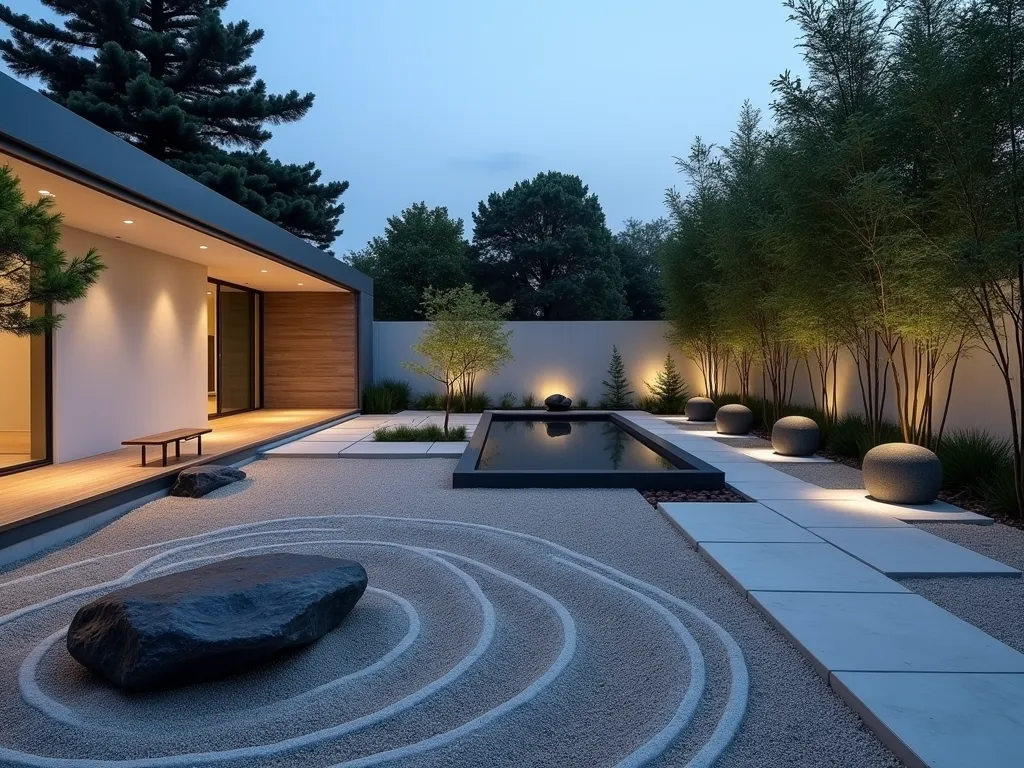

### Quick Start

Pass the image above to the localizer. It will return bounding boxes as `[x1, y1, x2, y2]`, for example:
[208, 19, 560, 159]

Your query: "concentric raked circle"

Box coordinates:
[0, 515, 749, 768]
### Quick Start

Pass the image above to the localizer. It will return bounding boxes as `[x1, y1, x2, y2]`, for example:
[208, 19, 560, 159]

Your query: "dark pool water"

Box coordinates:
[476, 419, 681, 471]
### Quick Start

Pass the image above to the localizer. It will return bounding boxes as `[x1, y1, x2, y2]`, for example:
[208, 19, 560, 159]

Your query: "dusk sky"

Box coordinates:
[3, 1, 808, 253]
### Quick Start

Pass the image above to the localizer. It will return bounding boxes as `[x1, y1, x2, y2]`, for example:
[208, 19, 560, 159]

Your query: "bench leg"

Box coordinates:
[198, 435, 203, 456]
[162, 443, 168, 467]
[141, 445, 146, 466]
[175, 439, 181, 459]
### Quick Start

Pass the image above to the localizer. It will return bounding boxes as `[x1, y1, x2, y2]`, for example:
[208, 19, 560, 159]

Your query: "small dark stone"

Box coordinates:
[544, 394, 573, 412]
[170, 465, 246, 498]
[67, 554, 367, 691]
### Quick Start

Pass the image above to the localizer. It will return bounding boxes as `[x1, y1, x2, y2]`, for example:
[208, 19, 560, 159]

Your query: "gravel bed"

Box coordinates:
[0, 458, 900, 768]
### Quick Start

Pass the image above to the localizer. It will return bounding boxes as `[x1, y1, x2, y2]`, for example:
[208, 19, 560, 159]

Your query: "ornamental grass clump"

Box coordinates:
[373, 424, 467, 442]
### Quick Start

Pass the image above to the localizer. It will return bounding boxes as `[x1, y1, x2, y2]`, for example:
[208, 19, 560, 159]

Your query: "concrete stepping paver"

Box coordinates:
[762, 499, 909, 528]
[659, 502, 822, 544]
[426, 442, 470, 455]
[831, 671, 1024, 768]
[264, 441, 352, 456]
[714, 463, 808, 483]
[736, 447, 833, 463]
[748, 591, 1024, 678]
[809, 527, 1020, 577]
[340, 442, 432, 457]
[728, 482, 871, 500]
[700, 542, 908, 594]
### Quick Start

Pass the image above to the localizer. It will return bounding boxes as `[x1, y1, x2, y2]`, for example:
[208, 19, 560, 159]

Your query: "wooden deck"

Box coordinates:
[0, 408, 352, 537]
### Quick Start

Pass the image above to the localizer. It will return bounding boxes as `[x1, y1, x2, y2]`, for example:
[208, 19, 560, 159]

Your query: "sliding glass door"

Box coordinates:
[208, 280, 261, 417]
[0, 302, 51, 476]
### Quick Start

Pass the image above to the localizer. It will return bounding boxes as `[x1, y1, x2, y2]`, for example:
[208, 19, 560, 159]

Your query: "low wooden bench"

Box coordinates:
[122, 428, 213, 467]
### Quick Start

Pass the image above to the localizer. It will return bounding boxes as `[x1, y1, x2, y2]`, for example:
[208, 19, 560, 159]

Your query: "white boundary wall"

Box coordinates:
[373, 321, 696, 405]
[374, 320, 1014, 437]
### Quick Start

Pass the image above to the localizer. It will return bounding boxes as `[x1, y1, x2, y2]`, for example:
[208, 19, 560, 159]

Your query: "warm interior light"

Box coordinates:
[38, 190, 52, 196]
[122, 219, 134, 224]
[199, 245, 209, 250]
[297, 282, 304, 286]
[207, 291, 212, 295]
[260, 269, 268, 273]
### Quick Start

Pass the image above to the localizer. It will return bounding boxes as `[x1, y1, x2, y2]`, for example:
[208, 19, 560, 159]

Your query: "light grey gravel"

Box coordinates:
[0, 458, 901, 768]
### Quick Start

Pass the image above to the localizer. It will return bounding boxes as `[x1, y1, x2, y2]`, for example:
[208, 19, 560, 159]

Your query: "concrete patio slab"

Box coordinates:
[700, 542, 908, 594]
[748, 591, 1024, 678]
[659, 502, 822, 544]
[728, 482, 869, 501]
[809, 527, 1020, 577]
[264, 441, 352, 456]
[426, 442, 470, 455]
[339, 442, 433, 457]
[761, 499, 910, 528]
[831, 671, 1024, 768]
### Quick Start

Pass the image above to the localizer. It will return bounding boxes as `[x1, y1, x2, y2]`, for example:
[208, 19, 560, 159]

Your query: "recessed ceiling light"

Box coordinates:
[260, 269, 268, 273]
[206, 291, 212, 295]
[297, 282, 304, 286]
[199, 245, 209, 250]
[123, 219, 134, 224]
[38, 190, 52, 196]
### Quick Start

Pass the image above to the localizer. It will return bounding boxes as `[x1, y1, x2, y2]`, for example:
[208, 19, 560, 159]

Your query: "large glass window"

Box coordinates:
[0, 305, 50, 474]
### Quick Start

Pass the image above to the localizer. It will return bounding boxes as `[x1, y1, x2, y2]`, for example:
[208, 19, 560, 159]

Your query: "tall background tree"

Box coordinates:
[472, 171, 628, 320]
[612, 217, 669, 319]
[347, 203, 470, 320]
[0, 0, 347, 248]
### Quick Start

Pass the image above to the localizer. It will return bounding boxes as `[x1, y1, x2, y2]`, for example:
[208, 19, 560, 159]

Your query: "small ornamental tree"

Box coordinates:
[403, 285, 512, 433]
[646, 354, 689, 414]
[0, 166, 104, 334]
[600, 345, 634, 409]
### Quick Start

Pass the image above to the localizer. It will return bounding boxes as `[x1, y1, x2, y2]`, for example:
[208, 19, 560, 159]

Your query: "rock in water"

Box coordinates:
[67, 554, 368, 691]
[170, 465, 246, 498]
[544, 394, 573, 411]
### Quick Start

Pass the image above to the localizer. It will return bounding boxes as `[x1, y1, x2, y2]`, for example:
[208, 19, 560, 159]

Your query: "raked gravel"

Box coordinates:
[0, 458, 899, 768]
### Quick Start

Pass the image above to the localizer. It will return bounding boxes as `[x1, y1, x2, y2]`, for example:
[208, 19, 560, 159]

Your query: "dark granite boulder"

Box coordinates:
[170, 465, 246, 498]
[67, 554, 367, 691]
[544, 394, 573, 411]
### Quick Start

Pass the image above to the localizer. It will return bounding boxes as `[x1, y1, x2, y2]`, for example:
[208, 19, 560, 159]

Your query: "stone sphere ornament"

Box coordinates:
[772, 416, 820, 456]
[862, 443, 942, 504]
[716, 404, 753, 435]
[685, 397, 717, 422]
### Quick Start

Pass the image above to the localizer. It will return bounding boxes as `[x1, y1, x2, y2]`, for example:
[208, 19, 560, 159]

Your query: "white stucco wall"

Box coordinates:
[374, 321, 695, 403]
[375, 320, 1016, 437]
[53, 227, 207, 462]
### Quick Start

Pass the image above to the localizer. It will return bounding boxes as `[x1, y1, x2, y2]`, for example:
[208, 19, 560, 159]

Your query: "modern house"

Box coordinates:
[0, 73, 372, 557]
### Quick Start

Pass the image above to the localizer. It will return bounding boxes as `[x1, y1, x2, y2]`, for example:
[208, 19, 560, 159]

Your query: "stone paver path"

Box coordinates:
[626, 412, 1024, 768]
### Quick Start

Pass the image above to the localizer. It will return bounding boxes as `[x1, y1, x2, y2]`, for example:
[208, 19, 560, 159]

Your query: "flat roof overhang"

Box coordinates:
[0, 73, 372, 296]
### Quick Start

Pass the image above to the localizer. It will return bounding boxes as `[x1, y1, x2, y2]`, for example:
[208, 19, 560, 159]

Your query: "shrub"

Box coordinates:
[936, 429, 1012, 495]
[599, 346, 634, 408]
[637, 394, 661, 413]
[645, 354, 688, 414]
[521, 392, 537, 409]
[361, 379, 412, 414]
[980, 467, 1019, 517]
[413, 392, 445, 410]
[499, 391, 517, 409]
[575, 395, 590, 409]
[453, 392, 492, 413]
[374, 424, 467, 441]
